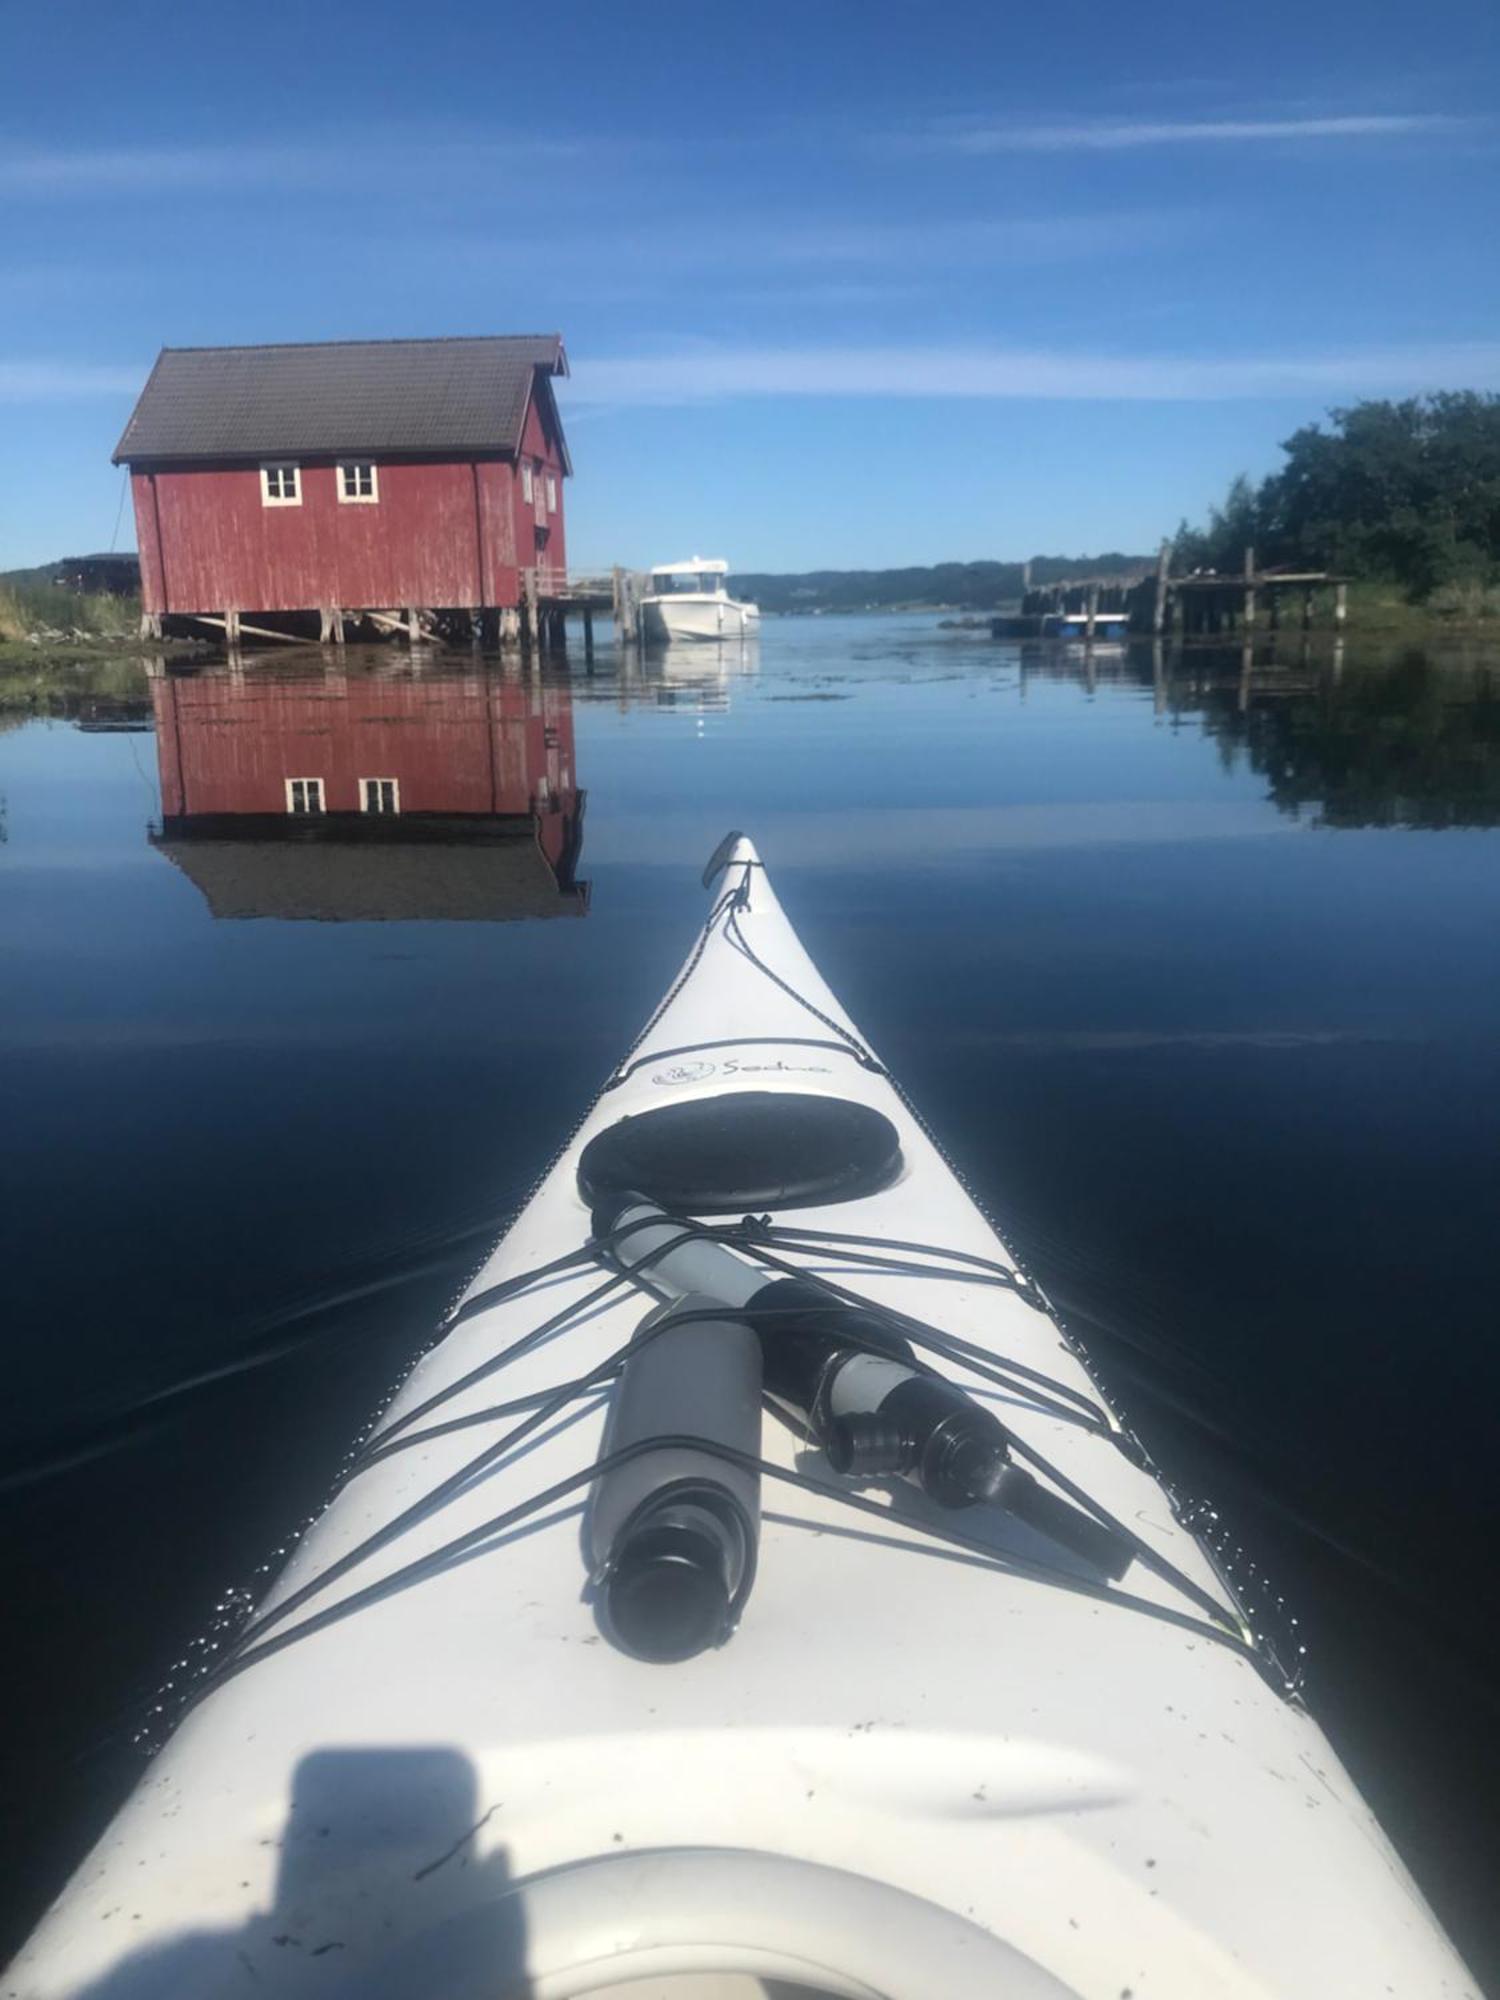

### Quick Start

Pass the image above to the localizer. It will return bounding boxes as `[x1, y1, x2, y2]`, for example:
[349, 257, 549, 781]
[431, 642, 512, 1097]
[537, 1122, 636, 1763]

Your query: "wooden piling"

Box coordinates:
[1153, 542, 1169, 636]
[1243, 546, 1256, 631]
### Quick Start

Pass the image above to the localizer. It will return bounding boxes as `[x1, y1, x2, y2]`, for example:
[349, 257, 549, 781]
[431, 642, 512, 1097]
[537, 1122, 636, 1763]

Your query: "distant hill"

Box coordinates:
[728, 556, 1153, 615]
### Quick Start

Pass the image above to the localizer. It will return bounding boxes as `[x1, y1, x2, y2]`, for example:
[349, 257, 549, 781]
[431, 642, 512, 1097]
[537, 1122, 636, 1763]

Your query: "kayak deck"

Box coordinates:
[7, 837, 1477, 2000]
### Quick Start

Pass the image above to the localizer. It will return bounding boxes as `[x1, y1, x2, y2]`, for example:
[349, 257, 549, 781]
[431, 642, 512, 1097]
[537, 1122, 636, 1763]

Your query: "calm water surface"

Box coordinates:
[3, 619, 1499, 1980]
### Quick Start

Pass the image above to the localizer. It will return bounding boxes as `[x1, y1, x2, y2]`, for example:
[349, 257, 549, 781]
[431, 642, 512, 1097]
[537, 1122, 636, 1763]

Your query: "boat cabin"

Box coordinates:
[647, 558, 731, 598]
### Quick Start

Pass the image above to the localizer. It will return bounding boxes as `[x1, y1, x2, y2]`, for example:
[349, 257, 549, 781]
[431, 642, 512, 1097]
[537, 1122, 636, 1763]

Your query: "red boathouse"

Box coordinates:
[114, 336, 571, 645]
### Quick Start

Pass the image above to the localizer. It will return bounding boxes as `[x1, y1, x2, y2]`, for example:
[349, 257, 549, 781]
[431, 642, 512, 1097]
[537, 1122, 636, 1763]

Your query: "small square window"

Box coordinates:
[360, 777, 399, 814]
[286, 776, 324, 814]
[339, 463, 378, 504]
[545, 474, 557, 513]
[261, 464, 301, 507]
[521, 463, 534, 503]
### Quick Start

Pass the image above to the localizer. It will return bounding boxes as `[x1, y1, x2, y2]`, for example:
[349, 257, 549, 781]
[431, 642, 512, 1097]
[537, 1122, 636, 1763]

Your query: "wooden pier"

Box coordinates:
[993, 565, 1152, 639]
[993, 547, 1349, 644]
[1156, 547, 1348, 638]
[522, 566, 647, 657]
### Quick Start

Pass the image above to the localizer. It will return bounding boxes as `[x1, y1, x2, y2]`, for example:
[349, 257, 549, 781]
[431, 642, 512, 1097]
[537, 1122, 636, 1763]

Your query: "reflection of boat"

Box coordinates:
[15, 836, 1477, 2000]
[653, 636, 760, 712]
[1041, 611, 1130, 642]
[146, 659, 587, 920]
[640, 557, 759, 645]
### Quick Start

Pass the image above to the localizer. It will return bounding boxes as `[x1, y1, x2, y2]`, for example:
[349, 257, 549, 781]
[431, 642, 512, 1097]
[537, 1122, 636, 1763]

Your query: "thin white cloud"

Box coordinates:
[0, 135, 588, 199]
[923, 112, 1460, 154]
[391, 207, 1197, 279]
[734, 211, 1190, 265]
[0, 360, 144, 401]
[567, 340, 1500, 407]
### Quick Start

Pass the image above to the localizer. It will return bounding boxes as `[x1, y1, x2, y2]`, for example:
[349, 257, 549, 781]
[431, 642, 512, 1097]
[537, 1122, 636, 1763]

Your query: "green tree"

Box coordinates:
[1180, 394, 1500, 598]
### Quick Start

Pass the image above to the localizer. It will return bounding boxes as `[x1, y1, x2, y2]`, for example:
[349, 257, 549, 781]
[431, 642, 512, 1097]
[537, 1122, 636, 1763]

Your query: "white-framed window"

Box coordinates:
[545, 474, 558, 514]
[520, 462, 534, 503]
[360, 777, 399, 814]
[338, 462, 378, 504]
[286, 776, 324, 814]
[261, 463, 301, 507]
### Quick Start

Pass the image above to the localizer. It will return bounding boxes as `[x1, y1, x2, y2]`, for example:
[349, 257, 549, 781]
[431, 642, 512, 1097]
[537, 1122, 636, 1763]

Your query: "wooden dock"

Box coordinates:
[523, 566, 647, 657]
[1158, 547, 1348, 637]
[993, 547, 1349, 644]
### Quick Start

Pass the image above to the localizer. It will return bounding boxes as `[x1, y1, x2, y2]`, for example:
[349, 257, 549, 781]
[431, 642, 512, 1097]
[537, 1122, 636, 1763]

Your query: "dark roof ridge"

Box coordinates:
[156, 333, 565, 355]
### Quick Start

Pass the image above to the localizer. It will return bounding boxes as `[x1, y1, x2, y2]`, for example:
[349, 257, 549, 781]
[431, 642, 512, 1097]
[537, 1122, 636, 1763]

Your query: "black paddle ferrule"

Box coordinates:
[747, 1274, 1136, 1573]
[874, 1374, 1012, 1508]
[746, 1280, 1007, 1508]
[745, 1277, 915, 1414]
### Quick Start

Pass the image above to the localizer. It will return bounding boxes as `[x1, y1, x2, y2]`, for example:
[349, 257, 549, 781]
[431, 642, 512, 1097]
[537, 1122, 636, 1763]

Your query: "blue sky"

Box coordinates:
[2, 0, 1497, 571]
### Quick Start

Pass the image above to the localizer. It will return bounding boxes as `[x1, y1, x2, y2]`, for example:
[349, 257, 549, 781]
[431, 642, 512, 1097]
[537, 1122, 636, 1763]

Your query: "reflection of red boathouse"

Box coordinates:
[148, 664, 587, 921]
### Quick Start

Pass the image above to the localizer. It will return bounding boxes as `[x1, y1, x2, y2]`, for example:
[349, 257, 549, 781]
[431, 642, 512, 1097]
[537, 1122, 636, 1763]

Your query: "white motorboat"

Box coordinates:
[8, 836, 1479, 1998]
[641, 558, 760, 645]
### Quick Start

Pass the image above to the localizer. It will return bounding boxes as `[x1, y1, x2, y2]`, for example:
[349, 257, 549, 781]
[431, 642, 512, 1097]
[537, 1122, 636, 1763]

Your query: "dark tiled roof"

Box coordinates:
[113, 335, 567, 464]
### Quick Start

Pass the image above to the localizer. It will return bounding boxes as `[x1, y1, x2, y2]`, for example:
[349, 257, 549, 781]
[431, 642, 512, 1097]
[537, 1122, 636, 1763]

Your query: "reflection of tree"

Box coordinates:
[1018, 641, 1500, 827]
[1186, 650, 1500, 829]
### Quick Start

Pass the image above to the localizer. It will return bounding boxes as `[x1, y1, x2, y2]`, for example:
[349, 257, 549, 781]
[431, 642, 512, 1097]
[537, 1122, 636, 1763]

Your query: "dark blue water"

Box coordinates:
[3, 623, 1499, 1982]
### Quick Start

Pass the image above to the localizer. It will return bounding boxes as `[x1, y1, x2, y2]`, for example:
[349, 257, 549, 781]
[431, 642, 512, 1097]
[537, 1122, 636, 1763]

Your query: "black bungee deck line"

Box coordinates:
[185, 1207, 1288, 1712]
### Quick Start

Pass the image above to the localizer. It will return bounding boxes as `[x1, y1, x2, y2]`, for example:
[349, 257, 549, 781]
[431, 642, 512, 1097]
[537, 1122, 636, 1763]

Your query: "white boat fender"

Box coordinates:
[587, 1294, 762, 1662]
[597, 1194, 1133, 1582]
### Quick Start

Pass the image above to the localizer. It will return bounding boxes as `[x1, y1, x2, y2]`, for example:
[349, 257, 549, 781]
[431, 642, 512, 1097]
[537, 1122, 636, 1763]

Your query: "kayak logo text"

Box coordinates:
[651, 1057, 833, 1085]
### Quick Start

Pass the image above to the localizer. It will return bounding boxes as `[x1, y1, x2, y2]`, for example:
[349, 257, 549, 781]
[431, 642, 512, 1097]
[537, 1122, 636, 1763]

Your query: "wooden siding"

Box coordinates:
[510, 393, 568, 579]
[132, 428, 568, 617]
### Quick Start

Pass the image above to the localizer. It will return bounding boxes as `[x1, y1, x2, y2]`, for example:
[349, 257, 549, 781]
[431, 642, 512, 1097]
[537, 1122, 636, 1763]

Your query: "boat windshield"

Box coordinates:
[652, 570, 725, 595]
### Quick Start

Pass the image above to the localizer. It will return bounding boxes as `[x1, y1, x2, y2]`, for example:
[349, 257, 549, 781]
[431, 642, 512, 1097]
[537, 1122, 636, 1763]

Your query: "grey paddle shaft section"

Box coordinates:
[607, 1199, 766, 1307]
[589, 1293, 763, 1661]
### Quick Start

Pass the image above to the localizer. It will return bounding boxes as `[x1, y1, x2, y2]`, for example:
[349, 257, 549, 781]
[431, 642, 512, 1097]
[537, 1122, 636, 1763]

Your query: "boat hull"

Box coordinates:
[8, 839, 1478, 2000]
[642, 595, 760, 644]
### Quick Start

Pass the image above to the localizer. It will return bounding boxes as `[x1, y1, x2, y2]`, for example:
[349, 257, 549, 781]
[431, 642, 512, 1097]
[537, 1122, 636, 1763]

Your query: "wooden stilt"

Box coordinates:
[1334, 583, 1348, 630]
[1243, 546, 1256, 632]
[1302, 588, 1314, 632]
[318, 606, 334, 644]
[583, 608, 595, 664]
[1085, 582, 1098, 641]
[225, 608, 242, 647]
[1153, 542, 1169, 636]
[190, 613, 301, 646]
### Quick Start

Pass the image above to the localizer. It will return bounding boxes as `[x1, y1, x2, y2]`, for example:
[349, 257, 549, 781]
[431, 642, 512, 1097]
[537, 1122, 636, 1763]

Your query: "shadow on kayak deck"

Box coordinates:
[59, 1745, 836, 1998]
[65, 1745, 527, 1997]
